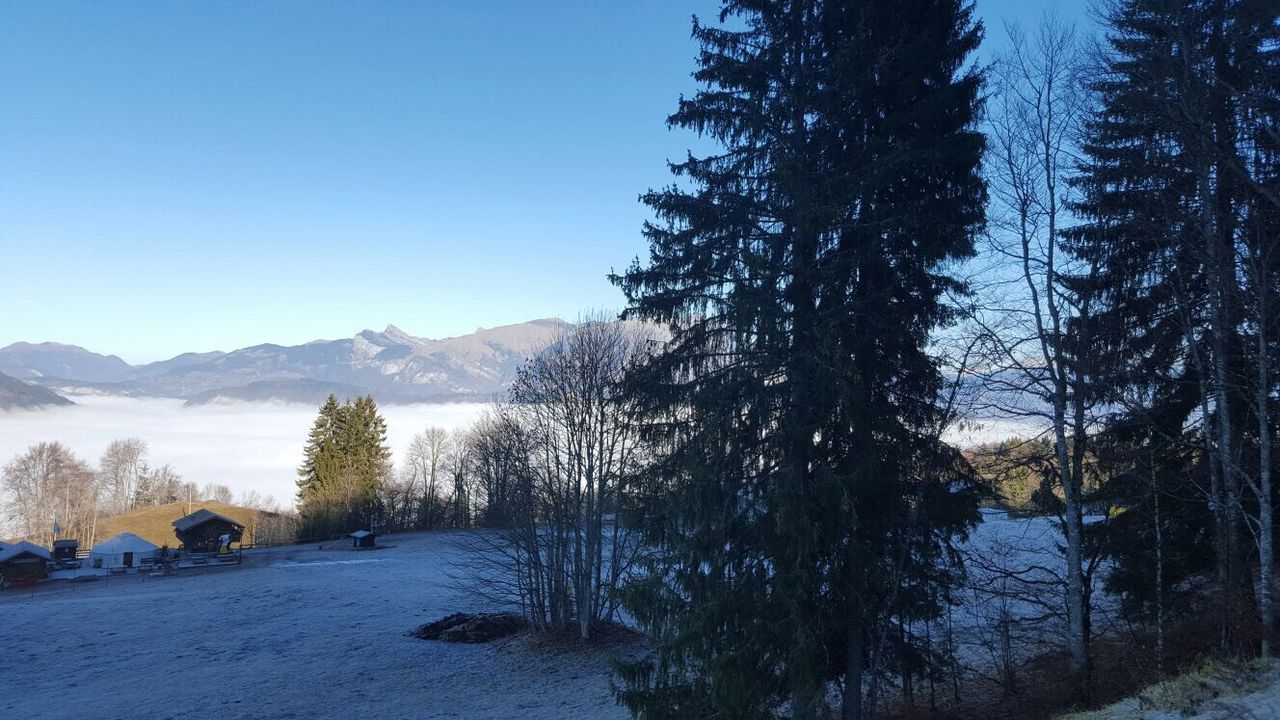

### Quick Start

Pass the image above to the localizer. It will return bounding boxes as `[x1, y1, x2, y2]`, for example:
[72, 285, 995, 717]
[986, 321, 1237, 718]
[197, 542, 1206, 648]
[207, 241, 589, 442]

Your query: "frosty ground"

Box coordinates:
[0, 532, 634, 720]
[0, 515, 1164, 720]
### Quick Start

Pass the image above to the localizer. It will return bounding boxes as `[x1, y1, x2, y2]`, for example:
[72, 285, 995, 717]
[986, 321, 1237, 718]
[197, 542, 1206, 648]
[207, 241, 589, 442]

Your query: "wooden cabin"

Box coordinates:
[350, 530, 376, 549]
[0, 541, 51, 586]
[52, 539, 79, 561]
[173, 509, 244, 553]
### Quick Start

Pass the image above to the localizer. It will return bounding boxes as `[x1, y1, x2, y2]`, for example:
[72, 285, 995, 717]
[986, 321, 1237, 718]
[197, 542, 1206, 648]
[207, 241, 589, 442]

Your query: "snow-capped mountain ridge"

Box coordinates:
[0, 318, 573, 405]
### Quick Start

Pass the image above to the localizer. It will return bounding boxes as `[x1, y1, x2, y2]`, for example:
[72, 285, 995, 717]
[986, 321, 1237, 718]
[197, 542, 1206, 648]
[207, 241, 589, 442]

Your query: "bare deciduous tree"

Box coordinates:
[969, 15, 1097, 693]
[448, 427, 473, 528]
[134, 464, 183, 507]
[237, 489, 282, 513]
[403, 426, 453, 529]
[98, 438, 147, 515]
[463, 318, 651, 641]
[2, 442, 99, 546]
[514, 319, 648, 639]
[201, 482, 234, 504]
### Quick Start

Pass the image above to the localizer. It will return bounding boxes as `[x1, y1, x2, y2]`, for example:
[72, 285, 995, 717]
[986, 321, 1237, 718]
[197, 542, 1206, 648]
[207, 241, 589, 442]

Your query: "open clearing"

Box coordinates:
[0, 532, 633, 720]
[0, 514, 1131, 720]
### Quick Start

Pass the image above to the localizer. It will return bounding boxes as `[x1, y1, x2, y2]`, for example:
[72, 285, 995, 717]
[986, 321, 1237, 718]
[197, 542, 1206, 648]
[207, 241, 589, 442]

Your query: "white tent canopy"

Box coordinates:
[90, 533, 159, 569]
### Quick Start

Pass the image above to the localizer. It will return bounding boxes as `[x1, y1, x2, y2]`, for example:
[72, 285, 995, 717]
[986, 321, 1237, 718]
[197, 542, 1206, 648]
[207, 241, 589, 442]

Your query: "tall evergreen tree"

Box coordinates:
[342, 394, 394, 513]
[1068, 0, 1280, 654]
[297, 394, 392, 536]
[612, 1, 986, 717]
[298, 393, 343, 500]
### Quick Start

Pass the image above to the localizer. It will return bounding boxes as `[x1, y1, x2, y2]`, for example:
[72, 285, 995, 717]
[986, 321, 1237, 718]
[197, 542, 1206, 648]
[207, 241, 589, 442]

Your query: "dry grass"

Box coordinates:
[94, 500, 286, 548]
[890, 614, 1241, 720]
[1058, 657, 1277, 720]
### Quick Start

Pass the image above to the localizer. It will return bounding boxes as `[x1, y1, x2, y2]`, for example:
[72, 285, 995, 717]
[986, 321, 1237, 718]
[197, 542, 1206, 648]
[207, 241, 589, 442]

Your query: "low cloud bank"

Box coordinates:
[0, 395, 488, 510]
[0, 395, 1036, 521]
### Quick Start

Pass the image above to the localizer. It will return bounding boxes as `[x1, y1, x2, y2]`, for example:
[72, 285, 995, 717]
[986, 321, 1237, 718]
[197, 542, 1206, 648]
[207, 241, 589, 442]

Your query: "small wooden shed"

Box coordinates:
[173, 509, 244, 553]
[350, 530, 376, 549]
[52, 539, 79, 561]
[0, 541, 51, 586]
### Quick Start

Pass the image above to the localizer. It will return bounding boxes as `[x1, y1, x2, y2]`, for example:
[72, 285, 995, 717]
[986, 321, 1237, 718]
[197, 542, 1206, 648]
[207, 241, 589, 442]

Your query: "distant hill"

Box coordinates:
[182, 378, 377, 406]
[96, 501, 293, 548]
[7, 318, 574, 405]
[0, 370, 73, 409]
[0, 341, 133, 382]
[131, 351, 229, 379]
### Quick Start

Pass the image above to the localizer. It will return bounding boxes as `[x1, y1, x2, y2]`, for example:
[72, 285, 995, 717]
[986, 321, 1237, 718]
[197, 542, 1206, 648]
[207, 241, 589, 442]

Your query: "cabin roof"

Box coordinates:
[173, 508, 245, 533]
[350, 530, 373, 538]
[0, 541, 51, 563]
[53, 539, 79, 548]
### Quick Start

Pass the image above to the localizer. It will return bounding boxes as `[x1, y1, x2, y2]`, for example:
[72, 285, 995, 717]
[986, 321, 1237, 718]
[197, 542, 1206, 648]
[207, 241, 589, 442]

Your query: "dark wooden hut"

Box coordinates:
[350, 530, 376, 549]
[0, 542, 50, 586]
[173, 509, 244, 553]
[52, 539, 79, 561]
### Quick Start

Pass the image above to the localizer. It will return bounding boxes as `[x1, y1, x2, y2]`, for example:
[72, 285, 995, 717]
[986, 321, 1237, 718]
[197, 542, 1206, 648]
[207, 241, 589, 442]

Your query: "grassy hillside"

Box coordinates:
[96, 500, 295, 548]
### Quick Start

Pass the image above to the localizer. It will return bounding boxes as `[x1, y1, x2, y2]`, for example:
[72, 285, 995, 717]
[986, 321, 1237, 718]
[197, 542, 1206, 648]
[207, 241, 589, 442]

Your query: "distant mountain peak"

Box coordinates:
[1, 340, 124, 358]
[0, 341, 133, 382]
[380, 324, 421, 344]
[2, 318, 578, 406]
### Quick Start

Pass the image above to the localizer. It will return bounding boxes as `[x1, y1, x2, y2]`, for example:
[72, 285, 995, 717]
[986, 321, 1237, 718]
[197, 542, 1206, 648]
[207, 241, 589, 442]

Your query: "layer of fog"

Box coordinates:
[0, 394, 1037, 520]
[0, 395, 488, 510]
[944, 416, 1047, 448]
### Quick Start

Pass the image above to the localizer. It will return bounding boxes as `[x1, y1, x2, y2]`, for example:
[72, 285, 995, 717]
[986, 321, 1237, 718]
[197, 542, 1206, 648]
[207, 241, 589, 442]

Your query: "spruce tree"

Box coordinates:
[297, 394, 392, 535]
[612, 1, 986, 717]
[343, 394, 392, 527]
[1067, 0, 1279, 653]
[297, 393, 343, 500]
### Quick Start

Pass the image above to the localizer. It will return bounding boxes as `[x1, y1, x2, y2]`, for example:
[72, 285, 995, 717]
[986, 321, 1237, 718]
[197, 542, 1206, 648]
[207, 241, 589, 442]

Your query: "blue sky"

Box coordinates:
[0, 1, 1088, 364]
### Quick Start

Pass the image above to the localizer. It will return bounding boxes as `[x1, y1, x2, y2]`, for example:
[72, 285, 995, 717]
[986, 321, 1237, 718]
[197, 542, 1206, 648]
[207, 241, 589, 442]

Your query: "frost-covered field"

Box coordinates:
[948, 509, 1118, 671]
[0, 513, 1124, 720]
[0, 532, 633, 720]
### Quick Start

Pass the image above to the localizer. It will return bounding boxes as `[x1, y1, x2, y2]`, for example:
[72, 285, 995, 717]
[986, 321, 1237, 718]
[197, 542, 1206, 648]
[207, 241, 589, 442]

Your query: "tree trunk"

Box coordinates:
[842, 616, 864, 720]
[1053, 396, 1089, 695]
[1257, 313, 1274, 656]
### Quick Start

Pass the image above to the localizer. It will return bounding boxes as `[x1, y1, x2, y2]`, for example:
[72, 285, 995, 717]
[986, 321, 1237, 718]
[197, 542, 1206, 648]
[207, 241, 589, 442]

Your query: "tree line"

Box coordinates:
[963, 0, 1279, 703]
[1, 438, 272, 548]
[605, 0, 1274, 716]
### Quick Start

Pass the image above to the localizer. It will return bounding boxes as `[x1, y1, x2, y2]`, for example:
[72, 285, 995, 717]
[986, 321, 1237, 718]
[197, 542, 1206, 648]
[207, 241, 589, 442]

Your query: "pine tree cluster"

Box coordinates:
[297, 394, 393, 537]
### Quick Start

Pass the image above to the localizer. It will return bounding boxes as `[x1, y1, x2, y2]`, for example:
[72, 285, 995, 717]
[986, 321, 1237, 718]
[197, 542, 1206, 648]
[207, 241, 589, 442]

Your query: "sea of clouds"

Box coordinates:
[0, 395, 489, 510]
[0, 393, 1038, 519]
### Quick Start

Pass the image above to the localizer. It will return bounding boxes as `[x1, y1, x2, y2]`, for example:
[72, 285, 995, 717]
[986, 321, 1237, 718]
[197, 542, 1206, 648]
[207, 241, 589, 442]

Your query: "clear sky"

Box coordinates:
[0, 1, 1089, 364]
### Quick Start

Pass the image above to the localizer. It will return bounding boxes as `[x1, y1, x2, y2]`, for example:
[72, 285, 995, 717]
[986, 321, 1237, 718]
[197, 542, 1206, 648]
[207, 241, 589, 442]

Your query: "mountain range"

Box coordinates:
[0, 319, 572, 407]
[0, 370, 75, 410]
